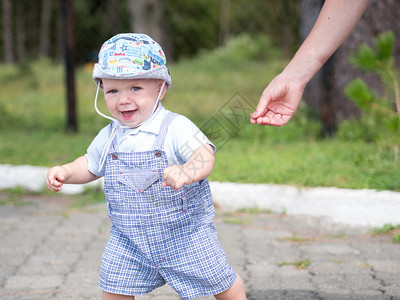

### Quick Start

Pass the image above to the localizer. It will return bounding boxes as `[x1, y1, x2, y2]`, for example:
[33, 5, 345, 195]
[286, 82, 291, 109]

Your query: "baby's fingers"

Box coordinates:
[47, 167, 66, 192]
[161, 173, 178, 190]
[162, 166, 185, 190]
[47, 176, 63, 192]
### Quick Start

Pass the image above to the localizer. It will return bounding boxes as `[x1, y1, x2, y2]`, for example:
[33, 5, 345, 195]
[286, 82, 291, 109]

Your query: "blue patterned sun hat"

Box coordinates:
[92, 33, 171, 87]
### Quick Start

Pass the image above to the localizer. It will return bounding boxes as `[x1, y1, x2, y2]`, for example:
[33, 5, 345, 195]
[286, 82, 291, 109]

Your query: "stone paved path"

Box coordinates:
[0, 195, 399, 299]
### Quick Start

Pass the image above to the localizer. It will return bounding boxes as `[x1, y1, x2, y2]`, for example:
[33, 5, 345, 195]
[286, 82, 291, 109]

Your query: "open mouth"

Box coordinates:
[121, 110, 137, 120]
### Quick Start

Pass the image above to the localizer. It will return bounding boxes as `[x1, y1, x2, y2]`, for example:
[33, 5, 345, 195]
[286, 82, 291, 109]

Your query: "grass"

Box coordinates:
[223, 216, 252, 225]
[219, 211, 252, 225]
[236, 206, 272, 214]
[212, 137, 400, 190]
[0, 186, 36, 206]
[277, 259, 311, 269]
[1, 35, 399, 191]
[371, 223, 400, 243]
[219, 206, 273, 225]
[279, 235, 314, 243]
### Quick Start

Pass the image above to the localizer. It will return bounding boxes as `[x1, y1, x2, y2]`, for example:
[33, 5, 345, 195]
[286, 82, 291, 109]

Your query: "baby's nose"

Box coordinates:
[118, 92, 133, 105]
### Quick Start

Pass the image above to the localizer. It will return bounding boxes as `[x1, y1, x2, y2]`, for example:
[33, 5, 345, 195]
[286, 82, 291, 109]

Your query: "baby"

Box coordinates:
[47, 33, 246, 300]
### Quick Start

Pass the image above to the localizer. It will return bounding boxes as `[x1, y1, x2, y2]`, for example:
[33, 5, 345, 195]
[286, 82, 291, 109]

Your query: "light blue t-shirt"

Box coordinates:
[86, 104, 215, 177]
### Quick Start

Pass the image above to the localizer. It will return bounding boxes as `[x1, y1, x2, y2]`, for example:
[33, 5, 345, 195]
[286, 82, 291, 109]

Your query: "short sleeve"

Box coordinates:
[85, 124, 111, 177]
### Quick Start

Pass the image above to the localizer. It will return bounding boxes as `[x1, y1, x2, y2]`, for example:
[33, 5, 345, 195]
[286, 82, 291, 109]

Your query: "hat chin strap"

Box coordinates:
[94, 81, 166, 173]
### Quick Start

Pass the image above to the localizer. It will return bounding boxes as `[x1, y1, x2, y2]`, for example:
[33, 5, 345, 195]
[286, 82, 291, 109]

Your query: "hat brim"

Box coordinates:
[92, 64, 171, 89]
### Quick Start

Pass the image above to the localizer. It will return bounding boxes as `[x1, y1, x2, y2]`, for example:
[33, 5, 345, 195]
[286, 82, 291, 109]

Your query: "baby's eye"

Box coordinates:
[107, 89, 118, 94]
[131, 86, 141, 92]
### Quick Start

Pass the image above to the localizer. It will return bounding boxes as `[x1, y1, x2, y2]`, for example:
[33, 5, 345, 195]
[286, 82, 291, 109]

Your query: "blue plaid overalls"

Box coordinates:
[99, 112, 236, 299]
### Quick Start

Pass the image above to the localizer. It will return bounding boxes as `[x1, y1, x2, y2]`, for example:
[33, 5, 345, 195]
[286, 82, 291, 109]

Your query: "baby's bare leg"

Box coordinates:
[102, 291, 135, 300]
[214, 274, 247, 300]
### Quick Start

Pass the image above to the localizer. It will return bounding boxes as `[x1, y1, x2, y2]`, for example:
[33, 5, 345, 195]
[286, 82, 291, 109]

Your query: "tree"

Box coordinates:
[219, 0, 230, 46]
[61, 0, 77, 132]
[2, 0, 14, 63]
[15, 0, 26, 62]
[40, 0, 52, 57]
[129, 0, 165, 45]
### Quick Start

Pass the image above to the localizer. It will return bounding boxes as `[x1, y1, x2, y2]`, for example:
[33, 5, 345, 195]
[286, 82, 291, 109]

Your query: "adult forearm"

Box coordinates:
[285, 0, 370, 85]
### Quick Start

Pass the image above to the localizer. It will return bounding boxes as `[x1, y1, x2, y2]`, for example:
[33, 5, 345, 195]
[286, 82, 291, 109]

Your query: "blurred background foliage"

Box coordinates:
[0, 0, 299, 63]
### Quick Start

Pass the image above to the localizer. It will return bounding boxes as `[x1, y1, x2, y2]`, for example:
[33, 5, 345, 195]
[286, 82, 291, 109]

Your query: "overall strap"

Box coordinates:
[97, 121, 120, 173]
[109, 122, 119, 152]
[152, 112, 178, 150]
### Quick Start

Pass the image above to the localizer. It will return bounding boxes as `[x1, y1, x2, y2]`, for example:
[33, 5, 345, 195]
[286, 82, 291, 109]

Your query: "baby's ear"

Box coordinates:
[99, 80, 103, 88]
[158, 80, 167, 100]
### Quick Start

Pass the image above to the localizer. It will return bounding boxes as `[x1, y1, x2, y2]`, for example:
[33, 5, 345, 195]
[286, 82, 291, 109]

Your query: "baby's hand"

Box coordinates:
[47, 166, 69, 192]
[162, 165, 192, 191]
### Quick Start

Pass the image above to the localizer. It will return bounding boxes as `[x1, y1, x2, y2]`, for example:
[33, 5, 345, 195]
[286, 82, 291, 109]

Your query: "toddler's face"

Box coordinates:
[102, 78, 165, 127]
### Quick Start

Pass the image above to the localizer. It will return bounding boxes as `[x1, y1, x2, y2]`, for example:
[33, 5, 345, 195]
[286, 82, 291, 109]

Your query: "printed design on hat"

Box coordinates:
[98, 33, 166, 77]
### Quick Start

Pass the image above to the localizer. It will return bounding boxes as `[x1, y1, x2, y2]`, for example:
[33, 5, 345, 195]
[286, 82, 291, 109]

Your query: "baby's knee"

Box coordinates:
[214, 274, 246, 300]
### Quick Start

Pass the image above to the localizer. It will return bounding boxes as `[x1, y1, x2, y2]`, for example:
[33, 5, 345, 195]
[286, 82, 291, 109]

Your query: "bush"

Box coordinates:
[337, 31, 400, 157]
[181, 33, 282, 72]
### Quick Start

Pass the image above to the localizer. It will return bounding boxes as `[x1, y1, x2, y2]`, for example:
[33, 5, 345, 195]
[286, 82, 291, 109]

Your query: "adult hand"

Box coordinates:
[250, 73, 305, 126]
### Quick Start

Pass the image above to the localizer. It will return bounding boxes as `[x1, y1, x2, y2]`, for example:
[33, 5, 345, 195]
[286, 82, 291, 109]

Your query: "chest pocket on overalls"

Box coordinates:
[118, 169, 160, 196]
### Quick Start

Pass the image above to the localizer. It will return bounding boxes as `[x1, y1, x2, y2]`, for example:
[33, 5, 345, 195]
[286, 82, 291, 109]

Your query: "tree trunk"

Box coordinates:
[15, 0, 25, 62]
[61, 0, 77, 132]
[219, 0, 230, 46]
[300, 0, 323, 110]
[300, 0, 336, 134]
[320, 55, 337, 136]
[107, 0, 121, 31]
[57, 1, 63, 61]
[2, 0, 14, 63]
[129, 0, 164, 45]
[40, 0, 52, 57]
